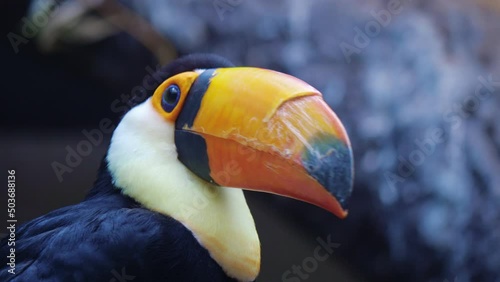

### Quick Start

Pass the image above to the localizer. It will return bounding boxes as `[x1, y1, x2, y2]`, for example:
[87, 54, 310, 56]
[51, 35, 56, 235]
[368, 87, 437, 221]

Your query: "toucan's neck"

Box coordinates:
[105, 99, 261, 282]
[86, 156, 120, 199]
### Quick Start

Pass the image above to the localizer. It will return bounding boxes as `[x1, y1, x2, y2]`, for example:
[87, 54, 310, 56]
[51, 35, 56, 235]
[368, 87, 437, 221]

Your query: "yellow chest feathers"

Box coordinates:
[106, 100, 261, 281]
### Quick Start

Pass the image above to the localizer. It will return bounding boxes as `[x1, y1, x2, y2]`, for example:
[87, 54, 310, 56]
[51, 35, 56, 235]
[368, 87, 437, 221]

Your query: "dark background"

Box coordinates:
[2, 0, 500, 281]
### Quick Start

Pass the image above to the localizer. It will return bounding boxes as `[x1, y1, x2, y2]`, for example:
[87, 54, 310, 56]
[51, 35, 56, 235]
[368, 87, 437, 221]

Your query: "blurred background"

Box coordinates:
[2, 0, 500, 281]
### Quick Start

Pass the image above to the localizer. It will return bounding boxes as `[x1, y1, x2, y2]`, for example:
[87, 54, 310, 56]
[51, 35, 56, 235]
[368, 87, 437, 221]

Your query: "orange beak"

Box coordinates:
[172, 68, 353, 218]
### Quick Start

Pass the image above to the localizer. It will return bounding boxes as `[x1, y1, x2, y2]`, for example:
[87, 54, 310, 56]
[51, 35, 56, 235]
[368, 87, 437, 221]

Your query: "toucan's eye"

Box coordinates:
[161, 84, 181, 113]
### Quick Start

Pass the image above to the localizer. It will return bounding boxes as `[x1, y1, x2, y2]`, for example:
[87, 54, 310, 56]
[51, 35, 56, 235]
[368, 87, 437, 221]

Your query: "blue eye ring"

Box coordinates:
[161, 84, 181, 113]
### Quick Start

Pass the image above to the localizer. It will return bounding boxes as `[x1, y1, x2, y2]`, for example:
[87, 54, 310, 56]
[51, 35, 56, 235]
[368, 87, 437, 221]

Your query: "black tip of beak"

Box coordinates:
[302, 134, 354, 209]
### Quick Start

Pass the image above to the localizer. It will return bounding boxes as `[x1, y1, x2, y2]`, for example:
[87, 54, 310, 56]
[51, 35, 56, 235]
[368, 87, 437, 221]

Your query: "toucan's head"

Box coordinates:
[106, 54, 353, 281]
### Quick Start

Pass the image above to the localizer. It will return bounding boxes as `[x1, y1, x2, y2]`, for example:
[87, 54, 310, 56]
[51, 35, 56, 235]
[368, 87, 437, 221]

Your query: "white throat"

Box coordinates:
[106, 99, 260, 281]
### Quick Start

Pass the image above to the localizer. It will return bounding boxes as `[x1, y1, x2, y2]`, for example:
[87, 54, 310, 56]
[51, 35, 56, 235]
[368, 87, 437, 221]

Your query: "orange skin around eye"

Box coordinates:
[151, 72, 200, 122]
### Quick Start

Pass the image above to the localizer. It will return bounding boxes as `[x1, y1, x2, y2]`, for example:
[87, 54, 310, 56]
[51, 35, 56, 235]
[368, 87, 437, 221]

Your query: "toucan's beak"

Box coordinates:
[174, 68, 353, 218]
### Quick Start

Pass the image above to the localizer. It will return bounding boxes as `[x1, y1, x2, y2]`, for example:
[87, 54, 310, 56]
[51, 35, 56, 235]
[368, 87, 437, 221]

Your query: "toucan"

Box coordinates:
[0, 54, 353, 282]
